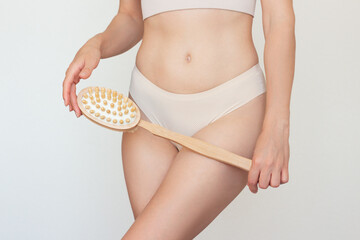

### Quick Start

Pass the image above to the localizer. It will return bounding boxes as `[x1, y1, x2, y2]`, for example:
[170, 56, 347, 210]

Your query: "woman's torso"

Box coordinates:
[135, 8, 259, 94]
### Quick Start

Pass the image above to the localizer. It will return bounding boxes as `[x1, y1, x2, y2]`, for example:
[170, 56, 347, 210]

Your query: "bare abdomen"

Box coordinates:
[136, 9, 259, 94]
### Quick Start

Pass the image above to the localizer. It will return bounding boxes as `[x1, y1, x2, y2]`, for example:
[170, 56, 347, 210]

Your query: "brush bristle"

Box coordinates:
[80, 86, 138, 128]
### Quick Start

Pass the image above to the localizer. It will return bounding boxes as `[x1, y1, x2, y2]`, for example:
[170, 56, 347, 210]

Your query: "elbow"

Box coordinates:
[263, 12, 295, 40]
[286, 12, 296, 32]
[118, 11, 144, 41]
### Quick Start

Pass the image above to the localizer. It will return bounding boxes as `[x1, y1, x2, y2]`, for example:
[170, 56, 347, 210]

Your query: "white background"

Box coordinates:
[1, 0, 359, 239]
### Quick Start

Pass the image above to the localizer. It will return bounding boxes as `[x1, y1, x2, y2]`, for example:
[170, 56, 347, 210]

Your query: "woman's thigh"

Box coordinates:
[122, 92, 266, 240]
[122, 93, 179, 219]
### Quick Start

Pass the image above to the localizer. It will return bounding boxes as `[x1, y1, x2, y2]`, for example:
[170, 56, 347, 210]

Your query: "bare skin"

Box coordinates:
[62, 0, 295, 238]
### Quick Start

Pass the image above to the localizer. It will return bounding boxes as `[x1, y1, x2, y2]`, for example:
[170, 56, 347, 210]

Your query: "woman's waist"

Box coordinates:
[135, 39, 259, 94]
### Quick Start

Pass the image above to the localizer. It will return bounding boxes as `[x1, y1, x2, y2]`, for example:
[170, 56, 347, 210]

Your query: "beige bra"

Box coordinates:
[141, 0, 257, 20]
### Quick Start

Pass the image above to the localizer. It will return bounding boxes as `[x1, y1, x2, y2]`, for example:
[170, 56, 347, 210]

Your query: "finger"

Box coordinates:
[69, 98, 82, 116]
[79, 58, 98, 79]
[69, 83, 75, 112]
[71, 82, 82, 117]
[79, 67, 92, 79]
[270, 168, 281, 188]
[281, 145, 290, 184]
[247, 164, 260, 194]
[63, 74, 73, 107]
[280, 166, 289, 184]
[71, 75, 83, 117]
[63, 63, 82, 106]
[70, 83, 81, 117]
[258, 168, 271, 189]
[63, 66, 76, 106]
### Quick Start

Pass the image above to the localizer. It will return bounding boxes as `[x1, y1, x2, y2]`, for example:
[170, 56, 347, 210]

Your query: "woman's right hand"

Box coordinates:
[62, 37, 102, 117]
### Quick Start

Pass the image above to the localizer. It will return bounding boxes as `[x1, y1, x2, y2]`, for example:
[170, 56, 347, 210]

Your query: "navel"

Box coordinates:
[185, 53, 191, 63]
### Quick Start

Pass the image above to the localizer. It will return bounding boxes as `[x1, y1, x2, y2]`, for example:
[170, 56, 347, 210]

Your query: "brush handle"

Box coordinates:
[137, 119, 252, 171]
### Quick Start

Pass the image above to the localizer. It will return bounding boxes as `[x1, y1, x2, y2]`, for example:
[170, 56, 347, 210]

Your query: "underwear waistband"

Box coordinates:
[131, 63, 265, 101]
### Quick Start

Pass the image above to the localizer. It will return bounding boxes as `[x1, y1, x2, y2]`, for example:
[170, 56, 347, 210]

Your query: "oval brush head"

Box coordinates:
[77, 86, 141, 132]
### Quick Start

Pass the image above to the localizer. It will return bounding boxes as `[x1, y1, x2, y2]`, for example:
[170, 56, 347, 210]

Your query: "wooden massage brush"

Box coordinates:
[77, 86, 253, 171]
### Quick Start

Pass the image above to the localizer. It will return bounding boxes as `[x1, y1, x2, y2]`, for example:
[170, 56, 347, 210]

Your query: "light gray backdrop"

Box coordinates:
[1, 0, 359, 239]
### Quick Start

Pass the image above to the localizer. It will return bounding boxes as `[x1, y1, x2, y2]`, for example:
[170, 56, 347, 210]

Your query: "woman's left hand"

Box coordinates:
[247, 121, 290, 193]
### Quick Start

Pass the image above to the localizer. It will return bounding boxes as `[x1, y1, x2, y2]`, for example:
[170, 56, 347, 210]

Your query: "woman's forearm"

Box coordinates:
[87, 12, 144, 59]
[262, 17, 296, 130]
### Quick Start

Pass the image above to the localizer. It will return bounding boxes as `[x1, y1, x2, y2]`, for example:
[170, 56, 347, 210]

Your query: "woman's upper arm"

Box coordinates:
[260, 0, 295, 36]
[118, 0, 143, 21]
